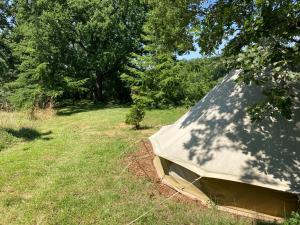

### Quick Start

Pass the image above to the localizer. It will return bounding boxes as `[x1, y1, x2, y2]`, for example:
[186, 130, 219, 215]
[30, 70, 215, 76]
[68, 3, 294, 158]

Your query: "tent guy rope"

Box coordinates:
[126, 175, 202, 225]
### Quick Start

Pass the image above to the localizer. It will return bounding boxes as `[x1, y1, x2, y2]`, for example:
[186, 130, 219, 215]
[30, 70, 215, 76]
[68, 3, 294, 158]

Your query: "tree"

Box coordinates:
[9, 0, 77, 109]
[122, 50, 184, 108]
[1, 0, 12, 79]
[122, 41, 227, 108]
[125, 103, 145, 129]
[145, 0, 300, 121]
[8, 0, 146, 109]
[0, 0, 16, 110]
[178, 57, 228, 106]
[63, 0, 146, 102]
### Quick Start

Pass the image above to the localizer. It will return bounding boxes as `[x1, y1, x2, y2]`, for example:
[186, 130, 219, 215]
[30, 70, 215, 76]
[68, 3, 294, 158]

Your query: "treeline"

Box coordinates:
[1, 0, 146, 110]
[122, 55, 227, 108]
[0, 0, 226, 111]
[122, 54, 228, 128]
[1, 0, 299, 122]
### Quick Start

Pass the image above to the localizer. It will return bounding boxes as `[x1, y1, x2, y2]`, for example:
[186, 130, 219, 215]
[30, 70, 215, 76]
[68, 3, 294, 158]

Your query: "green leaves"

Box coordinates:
[145, 0, 300, 121]
[144, 0, 198, 53]
[122, 38, 227, 109]
[4, 0, 146, 109]
[284, 212, 300, 225]
[122, 50, 184, 108]
[125, 103, 145, 129]
[236, 40, 300, 121]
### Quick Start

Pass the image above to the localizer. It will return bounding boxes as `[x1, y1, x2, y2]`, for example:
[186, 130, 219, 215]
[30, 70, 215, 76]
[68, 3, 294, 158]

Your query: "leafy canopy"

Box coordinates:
[6, 0, 146, 109]
[0, 0, 15, 110]
[145, 0, 300, 121]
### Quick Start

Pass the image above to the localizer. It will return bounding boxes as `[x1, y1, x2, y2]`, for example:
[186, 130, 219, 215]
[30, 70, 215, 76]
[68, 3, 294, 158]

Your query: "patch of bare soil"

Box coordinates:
[123, 139, 205, 206]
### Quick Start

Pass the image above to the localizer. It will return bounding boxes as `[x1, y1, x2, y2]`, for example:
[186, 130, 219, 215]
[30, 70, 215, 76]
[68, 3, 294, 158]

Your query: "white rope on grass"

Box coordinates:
[126, 176, 202, 225]
[115, 154, 153, 181]
[127, 191, 180, 225]
[117, 139, 153, 179]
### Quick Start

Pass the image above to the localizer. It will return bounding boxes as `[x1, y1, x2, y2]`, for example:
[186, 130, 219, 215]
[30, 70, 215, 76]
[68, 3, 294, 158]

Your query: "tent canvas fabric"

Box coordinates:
[149, 70, 300, 219]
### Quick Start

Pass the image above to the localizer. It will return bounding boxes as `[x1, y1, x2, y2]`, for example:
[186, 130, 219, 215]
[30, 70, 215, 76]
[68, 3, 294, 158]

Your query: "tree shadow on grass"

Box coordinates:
[135, 125, 153, 130]
[4, 128, 52, 141]
[128, 125, 153, 131]
[56, 101, 130, 117]
[256, 221, 279, 225]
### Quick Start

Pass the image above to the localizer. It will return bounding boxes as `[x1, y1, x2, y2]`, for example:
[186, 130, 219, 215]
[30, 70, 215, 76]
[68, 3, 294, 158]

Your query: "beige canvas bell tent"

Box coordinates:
[149, 70, 300, 221]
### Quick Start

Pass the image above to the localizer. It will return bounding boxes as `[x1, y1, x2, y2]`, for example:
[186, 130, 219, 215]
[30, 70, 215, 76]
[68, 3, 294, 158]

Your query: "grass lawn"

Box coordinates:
[0, 102, 253, 225]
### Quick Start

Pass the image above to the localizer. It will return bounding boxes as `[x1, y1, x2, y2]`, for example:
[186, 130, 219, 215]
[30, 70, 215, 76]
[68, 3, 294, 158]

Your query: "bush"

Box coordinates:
[284, 212, 300, 225]
[125, 104, 145, 129]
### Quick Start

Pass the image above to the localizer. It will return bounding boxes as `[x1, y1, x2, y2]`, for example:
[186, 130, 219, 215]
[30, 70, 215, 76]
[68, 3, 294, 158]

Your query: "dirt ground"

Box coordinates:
[123, 139, 205, 206]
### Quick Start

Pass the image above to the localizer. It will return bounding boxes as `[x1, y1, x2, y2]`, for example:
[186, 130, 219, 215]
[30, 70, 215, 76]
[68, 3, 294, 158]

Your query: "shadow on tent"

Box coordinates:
[152, 72, 300, 220]
[180, 73, 300, 193]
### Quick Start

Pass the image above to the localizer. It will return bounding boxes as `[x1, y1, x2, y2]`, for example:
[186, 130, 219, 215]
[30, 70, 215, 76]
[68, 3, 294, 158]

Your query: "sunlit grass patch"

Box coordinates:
[0, 110, 54, 151]
[0, 104, 252, 225]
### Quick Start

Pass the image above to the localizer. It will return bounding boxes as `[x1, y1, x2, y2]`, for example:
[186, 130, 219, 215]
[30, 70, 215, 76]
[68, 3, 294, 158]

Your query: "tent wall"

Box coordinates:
[154, 156, 300, 220]
[150, 70, 300, 194]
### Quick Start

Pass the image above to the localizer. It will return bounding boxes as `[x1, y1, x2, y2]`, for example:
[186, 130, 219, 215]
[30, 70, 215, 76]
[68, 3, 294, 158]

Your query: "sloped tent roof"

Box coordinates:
[150, 70, 300, 194]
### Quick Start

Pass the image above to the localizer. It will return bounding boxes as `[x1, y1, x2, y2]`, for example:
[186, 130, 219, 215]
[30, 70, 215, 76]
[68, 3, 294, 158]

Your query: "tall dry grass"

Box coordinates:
[0, 108, 56, 150]
[32, 108, 56, 121]
[0, 111, 31, 130]
[0, 108, 56, 130]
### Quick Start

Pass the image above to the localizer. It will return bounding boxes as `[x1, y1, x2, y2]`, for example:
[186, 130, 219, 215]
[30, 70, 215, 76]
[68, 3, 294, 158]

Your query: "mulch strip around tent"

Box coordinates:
[123, 140, 263, 224]
[123, 139, 204, 205]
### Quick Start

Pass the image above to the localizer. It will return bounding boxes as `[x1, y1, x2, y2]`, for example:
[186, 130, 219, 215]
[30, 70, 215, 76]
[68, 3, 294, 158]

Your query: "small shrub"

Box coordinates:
[284, 212, 300, 225]
[125, 104, 145, 129]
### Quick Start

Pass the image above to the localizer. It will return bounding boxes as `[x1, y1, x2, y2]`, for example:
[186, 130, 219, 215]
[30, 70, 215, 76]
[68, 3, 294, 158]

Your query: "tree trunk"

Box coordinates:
[95, 71, 104, 102]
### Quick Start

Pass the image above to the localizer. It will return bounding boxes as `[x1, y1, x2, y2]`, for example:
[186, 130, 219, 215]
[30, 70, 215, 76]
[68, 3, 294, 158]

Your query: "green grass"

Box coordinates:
[0, 111, 38, 150]
[0, 103, 252, 225]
